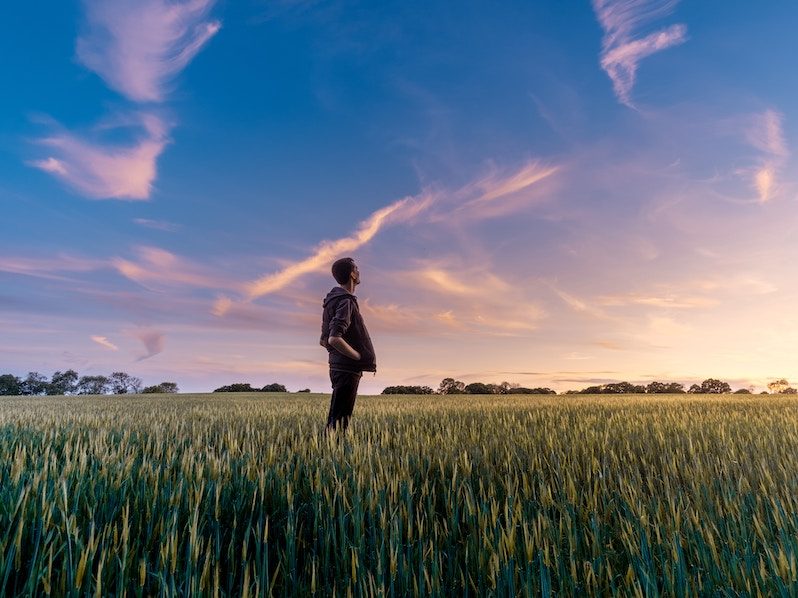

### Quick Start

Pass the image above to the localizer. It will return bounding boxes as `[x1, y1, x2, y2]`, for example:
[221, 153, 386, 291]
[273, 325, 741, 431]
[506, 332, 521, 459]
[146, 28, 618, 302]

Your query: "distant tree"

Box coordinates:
[297, 388, 311, 393]
[464, 382, 491, 394]
[783, 387, 797, 395]
[688, 384, 702, 394]
[646, 381, 684, 394]
[77, 375, 110, 395]
[213, 383, 256, 393]
[438, 378, 465, 395]
[141, 382, 179, 394]
[768, 379, 791, 394]
[109, 372, 142, 394]
[699, 378, 732, 394]
[47, 370, 79, 395]
[733, 388, 752, 394]
[382, 385, 434, 395]
[261, 383, 287, 392]
[0, 374, 22, 396]
[577, 382, 644, 394]
[21, 372, 49, 396]
[507, 387, 556, 394]
[581, 385, 604, 394]
[603, 382, 646, 394]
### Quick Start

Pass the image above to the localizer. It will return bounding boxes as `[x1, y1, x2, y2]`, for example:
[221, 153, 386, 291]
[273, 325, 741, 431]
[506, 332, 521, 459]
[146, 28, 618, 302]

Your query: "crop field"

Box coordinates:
[2, 393, 798, 596]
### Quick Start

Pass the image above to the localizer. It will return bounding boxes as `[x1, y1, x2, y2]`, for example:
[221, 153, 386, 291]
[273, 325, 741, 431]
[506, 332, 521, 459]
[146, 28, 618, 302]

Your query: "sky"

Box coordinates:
[2, 0, 797, 394]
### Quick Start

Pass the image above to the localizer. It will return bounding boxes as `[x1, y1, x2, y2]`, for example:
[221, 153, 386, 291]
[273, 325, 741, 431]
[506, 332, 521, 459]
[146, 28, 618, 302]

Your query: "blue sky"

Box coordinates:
[2, 0, 797, 393]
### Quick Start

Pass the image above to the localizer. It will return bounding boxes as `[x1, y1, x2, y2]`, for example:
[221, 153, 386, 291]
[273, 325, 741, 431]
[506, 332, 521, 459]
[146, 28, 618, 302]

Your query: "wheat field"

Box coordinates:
[1, 393, 797, 596]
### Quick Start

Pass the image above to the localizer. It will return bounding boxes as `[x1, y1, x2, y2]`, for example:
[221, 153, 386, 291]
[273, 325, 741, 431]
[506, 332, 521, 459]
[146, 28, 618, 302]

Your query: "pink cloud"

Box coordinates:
[134, 329, 165, 361]
[77, 0, 221, 102]
[747, 110, 788, 158]
[90, 335, 119, 351]
[243, 193, 434, 299]
[30, 113, 169, 200]
[112, 245, 238, 290]
[592, 0, 687, 107]
[426, 160, 561, 223]
[218, 159, 558, 308]
[0, 254, 106, 280]
[474, 161, 560, 203]
[745, 110, 788, 202]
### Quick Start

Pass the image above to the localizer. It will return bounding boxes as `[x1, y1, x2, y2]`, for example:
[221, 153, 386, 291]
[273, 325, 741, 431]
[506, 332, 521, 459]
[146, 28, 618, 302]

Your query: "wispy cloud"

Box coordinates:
[134, 218, 181, 232]
[214, 160, 558, 323]
[592, 0, 687, 107]
[441, 160, 561, 221]
[473, 161, 560, 203]
[745, 109, 788, 202]
[112, 245, 236, 290]
[597, 292, 717, 309]
[0, 254, 105, 279]
[29, 113, 169, 200]
[546, 283, 612, 320]
[77, 0, 221, 103]
[134, 329, 165, 361]
[237, 193, 434, 302]
[90, 335, 119, 351]
[28, 0, 219, 199]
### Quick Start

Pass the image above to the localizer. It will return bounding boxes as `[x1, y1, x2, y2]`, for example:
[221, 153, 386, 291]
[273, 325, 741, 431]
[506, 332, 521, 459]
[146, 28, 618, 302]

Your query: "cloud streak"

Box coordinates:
[746, 109, 788, 202]
[112, 245, 236, 290]
[212, 159, 558, 316]
[90, 335, 119, 351]
[239, 193, 434, 302]
[77, 0, 221, 103]
[592, 0, 687, 107]
[0, 254, 105, 279]
[134, 218, 181, 232]
[30, 113, 169, 200]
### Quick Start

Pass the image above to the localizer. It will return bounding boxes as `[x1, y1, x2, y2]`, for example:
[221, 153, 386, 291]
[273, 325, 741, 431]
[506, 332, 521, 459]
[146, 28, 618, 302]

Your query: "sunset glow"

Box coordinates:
[3, 1, 797, 393]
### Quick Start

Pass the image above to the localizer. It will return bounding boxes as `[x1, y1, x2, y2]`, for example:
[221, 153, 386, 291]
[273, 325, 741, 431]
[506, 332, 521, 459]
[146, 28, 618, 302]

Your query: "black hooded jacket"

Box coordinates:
[321, 287, 377, 373]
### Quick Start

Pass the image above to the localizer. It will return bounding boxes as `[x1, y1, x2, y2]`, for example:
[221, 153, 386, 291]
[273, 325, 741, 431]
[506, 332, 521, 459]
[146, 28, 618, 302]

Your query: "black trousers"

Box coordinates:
[326, 369, 361, 431]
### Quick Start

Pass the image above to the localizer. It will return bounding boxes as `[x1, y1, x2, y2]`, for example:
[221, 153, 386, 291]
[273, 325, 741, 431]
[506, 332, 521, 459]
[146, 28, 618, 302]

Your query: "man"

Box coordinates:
[320, 257, 376, 432]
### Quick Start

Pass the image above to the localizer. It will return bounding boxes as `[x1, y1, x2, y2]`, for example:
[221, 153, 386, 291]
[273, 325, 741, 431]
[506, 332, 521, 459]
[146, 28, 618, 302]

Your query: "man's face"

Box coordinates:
[351, 263, 360, 285]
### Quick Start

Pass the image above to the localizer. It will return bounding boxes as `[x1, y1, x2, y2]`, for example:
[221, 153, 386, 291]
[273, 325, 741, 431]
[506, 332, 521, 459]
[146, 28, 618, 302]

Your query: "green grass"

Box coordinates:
[2, 392, 798, 596]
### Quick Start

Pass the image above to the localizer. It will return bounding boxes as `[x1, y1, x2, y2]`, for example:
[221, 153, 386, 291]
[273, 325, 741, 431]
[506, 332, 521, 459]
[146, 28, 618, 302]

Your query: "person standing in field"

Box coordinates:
[320, 257, 376, 432]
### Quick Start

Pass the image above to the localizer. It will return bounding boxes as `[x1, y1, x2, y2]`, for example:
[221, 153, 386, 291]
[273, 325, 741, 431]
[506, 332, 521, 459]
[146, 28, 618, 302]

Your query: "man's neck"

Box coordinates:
[339, 281, 357, 294]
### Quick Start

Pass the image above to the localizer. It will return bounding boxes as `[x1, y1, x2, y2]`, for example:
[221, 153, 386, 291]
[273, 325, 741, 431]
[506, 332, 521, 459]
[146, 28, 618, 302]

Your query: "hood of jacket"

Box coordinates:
[323, 286, 355, 308]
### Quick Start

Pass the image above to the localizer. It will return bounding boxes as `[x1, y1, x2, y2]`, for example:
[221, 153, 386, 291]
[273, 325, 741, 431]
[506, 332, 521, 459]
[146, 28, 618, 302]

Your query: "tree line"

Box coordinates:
[383, 378, 556, 395]
[382, 377, 798, 395]
[0, 370, 178, 396]
[212, 383, 299, 393]
[4, 371, 795, 397]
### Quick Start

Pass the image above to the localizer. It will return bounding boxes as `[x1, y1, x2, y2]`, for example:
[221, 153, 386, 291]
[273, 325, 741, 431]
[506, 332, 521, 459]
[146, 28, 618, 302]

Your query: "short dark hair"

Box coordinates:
[331, 257, 355, 284]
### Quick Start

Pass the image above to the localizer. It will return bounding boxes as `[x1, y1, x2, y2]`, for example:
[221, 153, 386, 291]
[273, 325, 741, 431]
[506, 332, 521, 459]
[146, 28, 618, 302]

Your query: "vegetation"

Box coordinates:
[262, 383, 288, 393]
[141, 382, 180, 394]
[381, 385, 434, 395]
[0, 370, 169, 396]
[212, 383, 288, 393]
[3, 392, 798, 595]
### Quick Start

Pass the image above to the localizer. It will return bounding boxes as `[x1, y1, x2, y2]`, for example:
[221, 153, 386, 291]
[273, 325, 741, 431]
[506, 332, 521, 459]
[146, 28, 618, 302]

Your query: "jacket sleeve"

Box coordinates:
[328, 298, 353, 337]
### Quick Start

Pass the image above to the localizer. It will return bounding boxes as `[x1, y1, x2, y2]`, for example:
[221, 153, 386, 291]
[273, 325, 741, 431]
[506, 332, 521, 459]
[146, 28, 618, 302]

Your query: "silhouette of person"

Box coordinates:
[320, 257, 376, 432]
